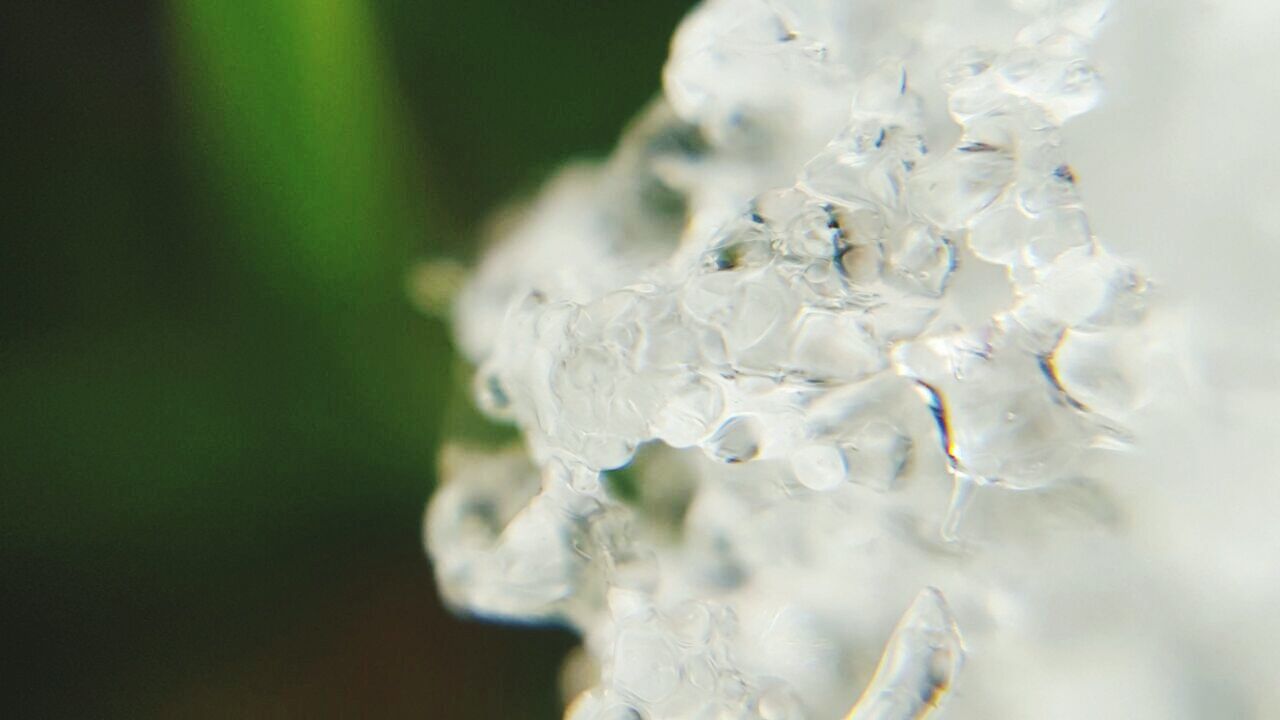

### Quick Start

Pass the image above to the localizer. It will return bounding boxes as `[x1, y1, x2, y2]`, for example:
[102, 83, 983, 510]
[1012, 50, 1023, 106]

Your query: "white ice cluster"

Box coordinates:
[427, 1, 1167, 718]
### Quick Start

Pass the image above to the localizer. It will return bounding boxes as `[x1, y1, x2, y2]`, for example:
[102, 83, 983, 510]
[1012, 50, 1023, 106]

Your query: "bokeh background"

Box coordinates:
[3, 1, 693, 716]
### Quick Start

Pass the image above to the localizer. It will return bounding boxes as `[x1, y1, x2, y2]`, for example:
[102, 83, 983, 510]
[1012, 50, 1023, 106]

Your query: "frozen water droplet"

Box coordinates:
[1051, 58, 1104, 121]
[544, 456, 603, 495]
[998, 41, 1103, 124]
[474, 366, 513, 419]
[756, 682, 805, 720]
[854, 61, 913, 118]
[705, 416, 763, 464]
[885, 223, 955, 297]
[705, 222, 775, 271]
[669, 601, 714, 647]
[596, 706, 645, 720]
[837, 234, 886, 287]
[1023, 206, 1092, 268]
[940, 47, 996, 91]
[800, 143, 874, 208]
[614, 629, 680, 704]
[846, 588, 964, 720]
[1051, 328, 1147, 416]
[684, 654, 717, 692]
[1019, 245, 1144, 329]
[1057, 0, 1112, 37]
[606, 587, 651, 622]
[966, 202, 1030, 267]
[844, 422, 910, 491]
[896, 325, 1100, 489]
[791, 443, 848, 491]
[783, 201, 844, 258]
[724, 272, 793, 357]
[789, 311, 883, 382]
[682, 271, 740, 326]
[908, 147, 1015, 230]
[654, 374, 725, 448]
[566, 693, 647, 720]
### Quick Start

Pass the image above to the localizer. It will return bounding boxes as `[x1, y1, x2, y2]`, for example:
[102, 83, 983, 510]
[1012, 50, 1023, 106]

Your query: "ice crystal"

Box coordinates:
[425, 1, 1164, 717]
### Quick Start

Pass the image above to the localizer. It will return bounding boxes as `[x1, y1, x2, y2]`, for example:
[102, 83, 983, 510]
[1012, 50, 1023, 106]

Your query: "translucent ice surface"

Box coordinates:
[424, 0, 1280, 717]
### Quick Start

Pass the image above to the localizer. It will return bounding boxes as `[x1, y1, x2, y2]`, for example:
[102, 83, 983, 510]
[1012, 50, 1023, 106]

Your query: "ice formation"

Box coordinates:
[426, 1, 1166, 717]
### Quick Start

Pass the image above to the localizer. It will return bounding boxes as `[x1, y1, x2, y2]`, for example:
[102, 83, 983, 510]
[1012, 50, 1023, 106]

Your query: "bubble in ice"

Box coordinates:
[424, 0, 1163, 717]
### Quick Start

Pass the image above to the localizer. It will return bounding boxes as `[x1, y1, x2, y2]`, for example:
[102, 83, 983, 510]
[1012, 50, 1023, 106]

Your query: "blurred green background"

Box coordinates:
[2, 1, 692, 716]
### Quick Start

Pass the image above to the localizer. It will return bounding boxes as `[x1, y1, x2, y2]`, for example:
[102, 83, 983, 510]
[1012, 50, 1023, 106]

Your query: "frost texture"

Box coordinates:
[427, 1, 1154, 718]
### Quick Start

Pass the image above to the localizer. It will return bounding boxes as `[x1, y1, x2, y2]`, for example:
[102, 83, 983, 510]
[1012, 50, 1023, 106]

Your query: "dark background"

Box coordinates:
[2, 1, 693, 716]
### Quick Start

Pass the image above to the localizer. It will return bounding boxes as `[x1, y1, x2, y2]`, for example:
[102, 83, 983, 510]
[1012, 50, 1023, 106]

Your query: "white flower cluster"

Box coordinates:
[427, 1, 1165, 718]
